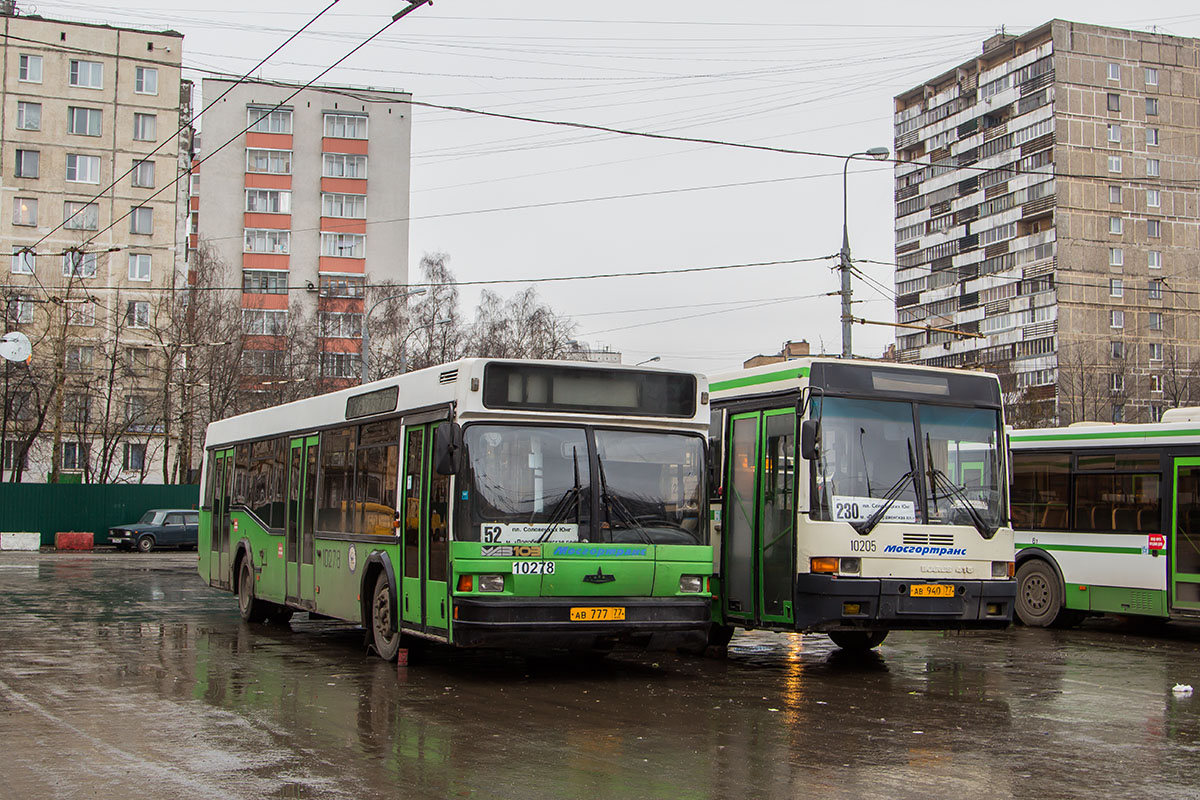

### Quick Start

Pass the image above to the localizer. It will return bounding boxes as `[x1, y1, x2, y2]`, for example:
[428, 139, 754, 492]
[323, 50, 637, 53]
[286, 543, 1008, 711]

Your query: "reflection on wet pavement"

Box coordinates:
[0, 552, 1197, 799]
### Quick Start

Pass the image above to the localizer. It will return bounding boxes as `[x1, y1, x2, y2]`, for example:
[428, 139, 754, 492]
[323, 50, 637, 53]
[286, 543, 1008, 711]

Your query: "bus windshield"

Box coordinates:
[812, 397, 1005, 528]
[456, 425, 706, 545]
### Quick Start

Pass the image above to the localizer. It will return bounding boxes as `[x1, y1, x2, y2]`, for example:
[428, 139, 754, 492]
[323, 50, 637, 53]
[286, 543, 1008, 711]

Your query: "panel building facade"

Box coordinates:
[893, 21, 1200, 424]
[196, 77, 412, 388]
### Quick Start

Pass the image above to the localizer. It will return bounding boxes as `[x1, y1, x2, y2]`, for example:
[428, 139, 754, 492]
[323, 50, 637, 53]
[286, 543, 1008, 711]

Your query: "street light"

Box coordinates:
[400, 318, 452, 374]
[636, 356, 661, 366]
[839, 146, 890, 359]
[361, 287, 427, 383]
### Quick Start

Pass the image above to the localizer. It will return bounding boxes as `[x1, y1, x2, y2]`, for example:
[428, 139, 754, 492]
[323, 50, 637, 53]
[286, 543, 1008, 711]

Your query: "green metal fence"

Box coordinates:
[0, 484, 200, 546]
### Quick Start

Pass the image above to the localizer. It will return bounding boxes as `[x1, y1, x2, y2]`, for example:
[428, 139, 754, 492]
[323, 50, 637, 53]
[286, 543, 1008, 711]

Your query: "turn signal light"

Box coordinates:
[456, 575, 474, 592]
[811, 557, 839, 574]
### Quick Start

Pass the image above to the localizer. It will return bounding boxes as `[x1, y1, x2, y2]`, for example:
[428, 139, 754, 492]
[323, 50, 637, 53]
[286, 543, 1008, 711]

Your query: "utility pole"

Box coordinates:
[839, 147, 890, 359]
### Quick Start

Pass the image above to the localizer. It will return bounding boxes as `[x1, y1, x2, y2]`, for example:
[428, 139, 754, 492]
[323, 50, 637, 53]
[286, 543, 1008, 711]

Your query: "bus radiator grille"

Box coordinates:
[902, 533, 956, 547]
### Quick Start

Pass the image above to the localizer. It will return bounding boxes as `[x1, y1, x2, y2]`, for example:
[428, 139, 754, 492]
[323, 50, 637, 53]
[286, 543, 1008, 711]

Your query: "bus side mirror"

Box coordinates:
[800, 419, 820, 460]
[434, 423, 463, 475]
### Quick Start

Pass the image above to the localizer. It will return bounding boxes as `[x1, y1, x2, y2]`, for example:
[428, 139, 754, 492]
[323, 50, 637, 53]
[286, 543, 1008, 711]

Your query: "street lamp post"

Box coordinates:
[635, 356, 661, 366]
[839, 146, 890, 359]
[361, 288, 427, 383]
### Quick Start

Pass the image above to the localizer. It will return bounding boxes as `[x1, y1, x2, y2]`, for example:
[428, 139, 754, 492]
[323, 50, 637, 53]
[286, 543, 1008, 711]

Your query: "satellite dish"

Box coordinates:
[0, 331, 32, 363]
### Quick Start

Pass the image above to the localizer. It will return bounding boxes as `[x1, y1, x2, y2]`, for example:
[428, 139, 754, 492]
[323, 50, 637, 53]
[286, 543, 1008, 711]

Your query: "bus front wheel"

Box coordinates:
[370, 573, 403, 661]
[1016, 559, 1082, 627]
[828, 630, 888, 650]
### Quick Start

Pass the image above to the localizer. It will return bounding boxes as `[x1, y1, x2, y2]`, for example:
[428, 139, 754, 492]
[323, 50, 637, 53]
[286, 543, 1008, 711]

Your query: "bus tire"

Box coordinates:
[237, 557, 268, 623]
[828, 630, 888, 650]
[1016, 559, 1070, 627]
[370, 573, 402, 661]
[136, 535, 154, 553]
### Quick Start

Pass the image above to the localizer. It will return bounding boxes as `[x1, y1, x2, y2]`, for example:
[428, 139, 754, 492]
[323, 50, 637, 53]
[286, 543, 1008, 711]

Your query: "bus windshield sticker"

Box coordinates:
[831, 496, 917, 524]
[481, 523, 579, 543]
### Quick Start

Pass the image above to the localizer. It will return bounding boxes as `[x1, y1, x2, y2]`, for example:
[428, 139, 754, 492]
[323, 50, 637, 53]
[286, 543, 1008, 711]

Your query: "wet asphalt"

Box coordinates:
[0, 551, 1197, 800]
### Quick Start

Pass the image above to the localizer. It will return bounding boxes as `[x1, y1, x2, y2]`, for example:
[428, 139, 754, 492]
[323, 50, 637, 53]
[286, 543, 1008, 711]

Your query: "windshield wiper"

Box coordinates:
[597, 453, 651, 545]
[536, 447, 584, 543]
[925, 433, 998, 540]
[851, 439, 917, 537]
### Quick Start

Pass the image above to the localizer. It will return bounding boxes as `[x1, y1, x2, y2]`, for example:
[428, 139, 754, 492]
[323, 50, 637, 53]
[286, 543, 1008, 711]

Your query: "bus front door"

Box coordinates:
[210, 449, 233, 588]
[723, 410, 797, 628]
[1171, 458, 1200, 612]
[285, 435, 319, 608]
[400, 422, 451, 636]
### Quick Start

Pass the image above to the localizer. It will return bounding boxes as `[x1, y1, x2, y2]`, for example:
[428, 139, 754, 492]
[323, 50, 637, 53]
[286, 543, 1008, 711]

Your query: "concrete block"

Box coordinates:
[55, 531, 94, 551]
[0, 532, 40, 551]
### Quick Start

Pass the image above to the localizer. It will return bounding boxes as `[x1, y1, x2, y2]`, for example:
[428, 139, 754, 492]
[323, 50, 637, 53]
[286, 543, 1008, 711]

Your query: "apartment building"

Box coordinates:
[1, 11, 188, 482]
[196, 77, 412, 387]
[893, 21, 1200, 424]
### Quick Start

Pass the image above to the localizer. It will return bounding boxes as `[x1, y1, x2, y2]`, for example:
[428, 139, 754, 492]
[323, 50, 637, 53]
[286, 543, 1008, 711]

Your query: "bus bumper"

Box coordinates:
[793, 575, 1016, 631]
[451, 597, 711, 650]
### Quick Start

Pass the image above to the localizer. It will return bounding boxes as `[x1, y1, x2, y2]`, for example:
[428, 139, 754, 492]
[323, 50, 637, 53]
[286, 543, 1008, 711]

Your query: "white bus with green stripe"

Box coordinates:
[1009, 411, 1200, 627]
[707, 359, 1016, 650]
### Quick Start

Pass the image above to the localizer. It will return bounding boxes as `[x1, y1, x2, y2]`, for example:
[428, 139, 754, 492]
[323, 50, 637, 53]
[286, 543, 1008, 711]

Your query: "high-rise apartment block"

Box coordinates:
[1, 11, 188, 482]
[893, 21, 1199, 424]
[196, 77, 412, 386]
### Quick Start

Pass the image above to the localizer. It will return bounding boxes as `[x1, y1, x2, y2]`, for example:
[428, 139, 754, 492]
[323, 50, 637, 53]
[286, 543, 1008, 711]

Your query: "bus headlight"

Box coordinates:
[839, 558, 861, 575]
[478, 574, 505, 592]
[992, 561, 1014, 579]
[679, 575, 703, 593]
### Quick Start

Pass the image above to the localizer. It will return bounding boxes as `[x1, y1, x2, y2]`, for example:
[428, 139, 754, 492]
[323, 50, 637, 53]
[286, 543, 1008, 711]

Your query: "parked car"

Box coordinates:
[109, 509, 199, 552]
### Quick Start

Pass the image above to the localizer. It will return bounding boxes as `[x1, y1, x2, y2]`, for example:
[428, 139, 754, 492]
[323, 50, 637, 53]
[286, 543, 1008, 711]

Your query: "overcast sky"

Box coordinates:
[36, 1, 1200, 373]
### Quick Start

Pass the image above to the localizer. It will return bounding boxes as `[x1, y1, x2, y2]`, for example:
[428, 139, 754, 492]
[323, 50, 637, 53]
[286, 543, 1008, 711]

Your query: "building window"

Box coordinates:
[1109, 278, 1123, 297]
[127, 347, 151, 374]
[1111, 310, 1124, 329]
[1145, 67, 1159, 86]
[16, 101, 41, 131]
[1150, 404, 1164, 422]
[1147, 158, 1160, 177]
[130, 206, 153, 235]
[245, 189, 291, 214]
[134, 66, 158, 95]
[243, 228, 290, 254]
[66, 345, 94, 371]
[242, 349, 286, 376]
[1107, 93, 1120, 112]
[242, 270, 288, 294]
[242, 309, 288, 335]
[66, 154, 101, 184]
[60, 442, 87, 471]
[4, 441, 30, 471]
[189, 174, 199, 196]
[1148, 219, 1161, 238]
[1150, 374, 1163, 393]
[1107, 123, 1121, 143]
[323, 113, 368, 139]
[132, 159, 155, 188]
[63, 201, 99, 230]
[68, 107, 102, 136]
[1147, 189, 1161, 208]
[15, 149, 39, 179]
[1110, 341, 1124, 359]
[1108, 155, 1122, 173]
[248, 107, 292, 134]
[320, 233, 365, 258]
[1110, 374, 1125, 393]
[123, 443, 147, 471]
[132, 113, 156, 141]
[322, 153, 367, 178]
[1109, 216, 1123, 234]
[12, 197, 37, 227]
[319, 275, 365, 297]
[66, 301, 95, 327]
[1149, 312, 1163, 331]
[11, 248, 35, 275]
[62, 251, 98, 278]
[320, 352, 362, 378]
[318, 311, 364, 338]
[1149, 250, 1162, 269]
[321, 193, 367, 219]
[1112, 405, 1125, 424]
[1147, 128, 1160, 146]
[1149, 279, 1164, 300]
[69, 59, 104, 89]
[18, 54, 42, 83]
[128, 253, 151, 282]
[1146, 97, 1159, 116]
[246, 149, 292, 174]
[1150, 343, 1163, 361]
[1108, 185, 1121, 204]
[1109, 248, 1123, 266]
[126, 301, 149, 329]
[1107, 63, 1120, 81]
[7, 294, 34, 325]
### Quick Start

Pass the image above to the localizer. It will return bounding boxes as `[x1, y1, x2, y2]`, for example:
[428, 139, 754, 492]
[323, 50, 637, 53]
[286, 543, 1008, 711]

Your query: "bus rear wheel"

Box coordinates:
[370, 573, 402, 661]
[237, 558, 268, 623]
[828, 630, 888, 650]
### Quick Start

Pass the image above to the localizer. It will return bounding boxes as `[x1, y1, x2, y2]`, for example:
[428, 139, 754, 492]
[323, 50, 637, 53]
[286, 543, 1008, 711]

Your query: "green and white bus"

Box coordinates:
[708, 358, 1016, 650]
[199, 358, 713, 658]
[1009, 410, 1200, 627]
